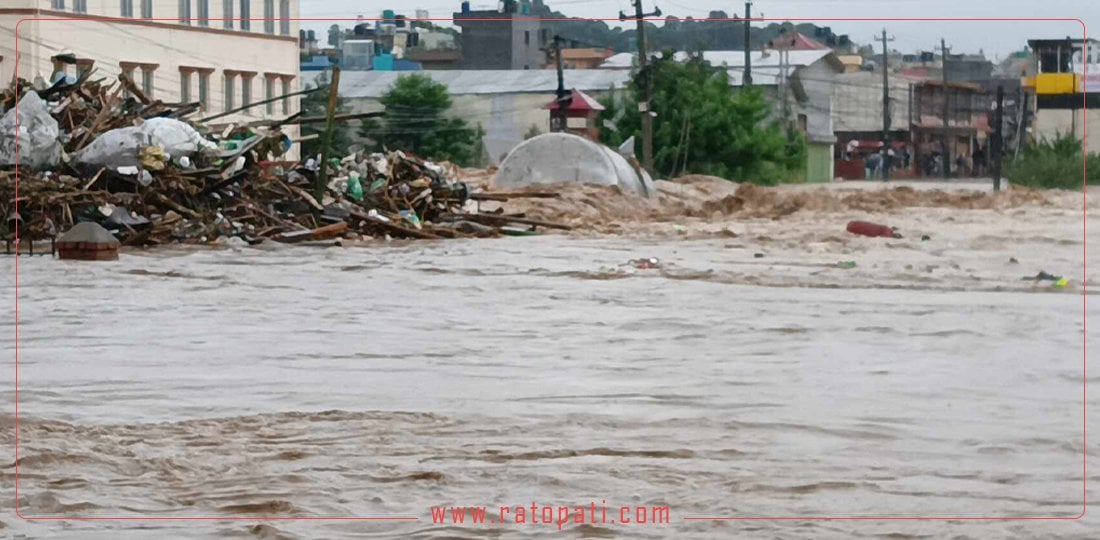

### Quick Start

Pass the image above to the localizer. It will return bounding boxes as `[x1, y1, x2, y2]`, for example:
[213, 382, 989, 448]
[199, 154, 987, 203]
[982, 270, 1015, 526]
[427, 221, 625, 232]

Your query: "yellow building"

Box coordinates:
[1025, 38, 1099, 152]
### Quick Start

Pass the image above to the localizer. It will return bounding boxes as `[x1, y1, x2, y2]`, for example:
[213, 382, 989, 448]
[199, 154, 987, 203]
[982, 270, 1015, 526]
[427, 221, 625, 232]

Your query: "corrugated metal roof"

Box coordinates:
[302, 69, 633, 98]
[303, 67, 776, 98]
[601, 49, 833, 70]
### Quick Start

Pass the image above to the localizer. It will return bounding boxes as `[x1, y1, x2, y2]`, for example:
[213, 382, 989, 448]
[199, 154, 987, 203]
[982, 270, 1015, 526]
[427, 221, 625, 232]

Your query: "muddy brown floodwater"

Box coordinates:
[1, 181, 1098, 538]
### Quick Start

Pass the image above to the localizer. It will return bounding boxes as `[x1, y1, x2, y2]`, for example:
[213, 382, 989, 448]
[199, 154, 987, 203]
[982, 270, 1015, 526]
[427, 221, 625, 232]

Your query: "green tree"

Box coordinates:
[599, 51, 804, 184]
[299, 71, 353, 158]
[360, 74, 485, 166]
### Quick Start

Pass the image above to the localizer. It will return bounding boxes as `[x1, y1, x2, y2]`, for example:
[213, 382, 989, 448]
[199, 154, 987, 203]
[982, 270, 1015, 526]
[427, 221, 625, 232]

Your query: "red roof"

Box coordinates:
[544, 89, 606, 112]
[768, 31, 828, 51]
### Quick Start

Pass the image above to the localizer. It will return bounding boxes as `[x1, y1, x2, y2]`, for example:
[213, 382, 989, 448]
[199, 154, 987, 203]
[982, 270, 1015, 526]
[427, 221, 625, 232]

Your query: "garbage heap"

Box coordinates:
[1, 73, 567, 247]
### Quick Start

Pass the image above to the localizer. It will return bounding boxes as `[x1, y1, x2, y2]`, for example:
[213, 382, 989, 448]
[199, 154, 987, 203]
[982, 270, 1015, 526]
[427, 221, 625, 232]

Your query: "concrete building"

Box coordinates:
[788, 52, 844, 182]
[829, 71, 922, 179]
[1025, 38, 1100, 153]
[836, 55, 863, 73]
[453, 6, 547, 70]
[909, 80, 992, 176]
[944, 53, 994, 83]
[1, 0, 301, 149]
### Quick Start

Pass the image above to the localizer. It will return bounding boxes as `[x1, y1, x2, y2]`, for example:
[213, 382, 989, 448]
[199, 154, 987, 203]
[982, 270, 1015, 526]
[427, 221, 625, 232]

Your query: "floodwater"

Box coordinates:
[1, 197, 1096, 538]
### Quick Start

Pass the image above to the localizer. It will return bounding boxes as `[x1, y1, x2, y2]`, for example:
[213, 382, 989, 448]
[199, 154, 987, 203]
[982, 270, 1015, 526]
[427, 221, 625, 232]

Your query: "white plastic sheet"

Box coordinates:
[0, 92, 62, 170]
[73, 118, 216, 171]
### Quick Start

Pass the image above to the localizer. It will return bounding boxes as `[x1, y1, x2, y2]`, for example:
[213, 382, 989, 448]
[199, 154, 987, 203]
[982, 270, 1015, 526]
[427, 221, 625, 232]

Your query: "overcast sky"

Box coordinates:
[300, 0, 1092, 59]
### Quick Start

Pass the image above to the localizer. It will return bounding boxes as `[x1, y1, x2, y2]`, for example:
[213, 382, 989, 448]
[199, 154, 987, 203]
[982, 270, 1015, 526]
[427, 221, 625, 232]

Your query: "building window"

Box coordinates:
[224, 74, 235, 111]
[264, 77, 275, 114]
[120, 65, 135, 98]
[524, 31, 530, 46]
[179, 0, 190, 24]
[141, 0, 152, 17]
[180, 70, 192, 102]
[279, 0, 289, 35]
[239, 0, 250, 30]
[51, 0, 64, 9]
[141, 67, 155, 98]
[264, 0, 274, 34]
[197, 0, 208, 26]
[241, 76, 252, 110]
[222, 0, 233, 29]
[74, 0, 86, 12]
[281, 78, 289, 114]
[121, 0, 133, 17]
[198, 71, 210, 109]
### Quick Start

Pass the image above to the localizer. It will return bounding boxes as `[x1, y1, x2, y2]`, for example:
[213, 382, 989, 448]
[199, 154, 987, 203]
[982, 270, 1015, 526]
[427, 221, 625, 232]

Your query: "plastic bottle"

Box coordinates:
[346, 172, 364, 201]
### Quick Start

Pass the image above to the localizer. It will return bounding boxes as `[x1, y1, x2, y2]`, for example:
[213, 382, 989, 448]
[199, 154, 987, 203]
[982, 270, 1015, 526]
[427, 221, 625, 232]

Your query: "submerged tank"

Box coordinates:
[493, 133, 655, 197]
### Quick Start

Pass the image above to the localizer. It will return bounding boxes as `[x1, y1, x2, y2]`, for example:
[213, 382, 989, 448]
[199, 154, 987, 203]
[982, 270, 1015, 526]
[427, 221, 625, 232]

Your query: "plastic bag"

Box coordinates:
[73, 118, 215, 171]
[0, 92, 62, 170]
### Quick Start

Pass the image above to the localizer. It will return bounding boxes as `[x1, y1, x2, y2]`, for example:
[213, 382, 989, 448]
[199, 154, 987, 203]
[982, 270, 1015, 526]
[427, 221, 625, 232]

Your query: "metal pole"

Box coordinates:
[880, 29, 894, 180]
[779, 49, 786, 122]
[744, 2, 752, 86]
[993, 84, 1004, 191]
[622, 0, 656, 173]
[1015, 87, 1028, 159]
[941, 38, 951, 179]
[315, 66, 341, 204]
[637, 1, 653, 173]
[551, 35, 568, 133]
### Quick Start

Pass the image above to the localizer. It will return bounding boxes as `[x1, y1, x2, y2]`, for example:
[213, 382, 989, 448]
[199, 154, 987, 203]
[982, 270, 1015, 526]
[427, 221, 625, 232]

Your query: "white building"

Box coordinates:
[1, 0, 301, 145]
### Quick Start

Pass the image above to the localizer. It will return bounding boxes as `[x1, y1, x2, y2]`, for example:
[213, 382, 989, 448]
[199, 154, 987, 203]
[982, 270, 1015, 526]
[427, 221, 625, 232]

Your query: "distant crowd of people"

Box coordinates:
[844, 140, 990, 180]
[845, 145, 911, 180]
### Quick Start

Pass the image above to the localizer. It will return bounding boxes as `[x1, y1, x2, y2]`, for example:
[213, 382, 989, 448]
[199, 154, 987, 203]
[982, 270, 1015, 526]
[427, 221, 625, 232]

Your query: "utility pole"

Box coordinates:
[620, 0, 661, 173]
[550, 35, 571, 133]
[778, 49, 788, 123]
[992, 85, 1004, 191]
[877, 29, 895, 180]
[940, 38, 951, 179]
[743, 1, 753, 86]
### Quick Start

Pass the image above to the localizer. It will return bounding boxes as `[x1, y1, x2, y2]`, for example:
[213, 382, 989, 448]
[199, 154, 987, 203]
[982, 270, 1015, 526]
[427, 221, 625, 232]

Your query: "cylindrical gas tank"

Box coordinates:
[847, 220, 898, 238]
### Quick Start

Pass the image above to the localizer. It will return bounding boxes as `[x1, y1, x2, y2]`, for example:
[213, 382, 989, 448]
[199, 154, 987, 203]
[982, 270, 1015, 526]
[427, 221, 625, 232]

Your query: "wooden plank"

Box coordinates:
[273, 221, 348, 243]
[469, 191, 561, 202]
[441, 212, 573, 231]
[118, 72, 151, 105]
[348, 208, 443, 240]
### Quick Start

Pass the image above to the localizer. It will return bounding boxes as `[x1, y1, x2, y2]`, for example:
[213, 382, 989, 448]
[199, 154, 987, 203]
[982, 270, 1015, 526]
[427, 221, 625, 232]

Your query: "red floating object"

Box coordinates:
[847, 220, 899, 238]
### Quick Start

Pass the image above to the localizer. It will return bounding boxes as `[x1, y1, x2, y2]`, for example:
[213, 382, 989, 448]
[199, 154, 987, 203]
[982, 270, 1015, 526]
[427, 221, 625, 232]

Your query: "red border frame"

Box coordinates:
[11, 15, 1087, 525]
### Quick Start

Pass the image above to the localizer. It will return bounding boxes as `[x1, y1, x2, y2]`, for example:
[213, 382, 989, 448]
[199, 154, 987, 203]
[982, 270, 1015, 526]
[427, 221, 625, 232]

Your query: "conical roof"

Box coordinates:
[58, 222, 120, 245]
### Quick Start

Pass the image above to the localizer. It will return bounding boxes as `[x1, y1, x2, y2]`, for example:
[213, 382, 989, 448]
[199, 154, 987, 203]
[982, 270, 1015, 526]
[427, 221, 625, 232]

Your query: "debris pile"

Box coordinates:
[1, 72, 567, 248]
